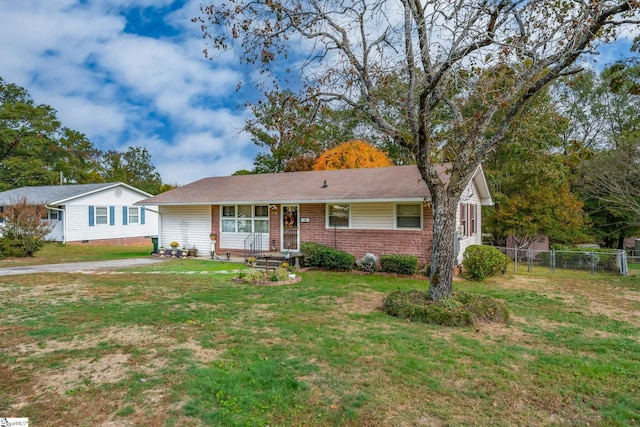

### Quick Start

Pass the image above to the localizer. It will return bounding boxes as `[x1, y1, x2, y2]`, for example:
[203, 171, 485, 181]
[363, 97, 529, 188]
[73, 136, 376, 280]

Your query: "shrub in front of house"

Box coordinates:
[383, 290, 509, 326]
[301, 242, 354, 271]
[462, 245, 508, 281]
[380, 254, 418, 275]
[237, 267, 293, 284]
[0, 198, 50, 258]
[356, 253, 378, 273]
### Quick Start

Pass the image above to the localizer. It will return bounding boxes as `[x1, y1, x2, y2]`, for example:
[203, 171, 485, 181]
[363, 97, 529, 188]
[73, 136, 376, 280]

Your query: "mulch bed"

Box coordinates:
[232, 276, 302, 286]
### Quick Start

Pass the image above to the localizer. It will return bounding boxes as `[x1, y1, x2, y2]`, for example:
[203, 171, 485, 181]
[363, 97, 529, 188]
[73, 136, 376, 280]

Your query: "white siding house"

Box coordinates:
[455, 179, 484, 264]
[0, 183, 158, 244]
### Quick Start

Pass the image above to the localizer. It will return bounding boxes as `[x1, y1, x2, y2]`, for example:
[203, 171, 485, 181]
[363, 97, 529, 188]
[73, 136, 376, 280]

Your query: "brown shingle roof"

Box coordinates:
[139, 165, 437, 206]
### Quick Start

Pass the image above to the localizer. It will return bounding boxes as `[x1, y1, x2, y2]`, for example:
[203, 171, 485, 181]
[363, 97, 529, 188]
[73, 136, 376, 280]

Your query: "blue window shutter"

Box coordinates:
[89, 206, 94, 226]
[141, 207, 146, 225]
[123, 207, 128, 225]
[109, 206, 115, 226]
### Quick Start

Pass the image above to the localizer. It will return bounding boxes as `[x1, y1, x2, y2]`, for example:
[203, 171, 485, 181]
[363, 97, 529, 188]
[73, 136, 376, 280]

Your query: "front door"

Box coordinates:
[281, 205, 299, 252]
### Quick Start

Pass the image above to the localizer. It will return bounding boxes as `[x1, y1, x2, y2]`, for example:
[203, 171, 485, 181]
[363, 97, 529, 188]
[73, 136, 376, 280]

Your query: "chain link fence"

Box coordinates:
[494, 246, 629, 276]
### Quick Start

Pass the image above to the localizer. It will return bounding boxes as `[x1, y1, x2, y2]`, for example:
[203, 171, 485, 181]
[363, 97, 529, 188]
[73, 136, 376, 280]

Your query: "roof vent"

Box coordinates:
[321, 180, 328, 188]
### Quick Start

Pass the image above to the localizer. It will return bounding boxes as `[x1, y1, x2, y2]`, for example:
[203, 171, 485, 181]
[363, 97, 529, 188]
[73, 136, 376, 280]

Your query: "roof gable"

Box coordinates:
[0, 183, 152, 206]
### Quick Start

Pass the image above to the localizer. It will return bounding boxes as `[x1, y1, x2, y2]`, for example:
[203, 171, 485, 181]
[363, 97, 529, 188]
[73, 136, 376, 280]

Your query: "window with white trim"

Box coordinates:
[327, 204, 350, 227]
[128, 207, 140, 224]
[459, 203, 477, 237]
[470, 204, 477, 235]
[41, 209, 59, 221]
[460, 203, 467, 236]
[396, 204, 421, 228]
[95, 206, 108, 225]
[221, 205, 269, 233]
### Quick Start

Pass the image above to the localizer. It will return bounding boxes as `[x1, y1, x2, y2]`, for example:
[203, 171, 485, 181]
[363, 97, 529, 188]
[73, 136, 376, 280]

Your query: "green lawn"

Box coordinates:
[0, 242, 153, 267]
[0, 265, 638, 426]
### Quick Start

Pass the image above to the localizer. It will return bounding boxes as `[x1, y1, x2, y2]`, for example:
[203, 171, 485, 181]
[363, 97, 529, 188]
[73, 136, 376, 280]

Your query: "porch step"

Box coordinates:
[252, 252, 302, 268]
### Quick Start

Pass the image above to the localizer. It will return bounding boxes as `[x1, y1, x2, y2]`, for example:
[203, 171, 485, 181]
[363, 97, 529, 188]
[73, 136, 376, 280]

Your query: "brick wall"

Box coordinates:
[300, 203, 433, 264]
[207, 202, 434, 264]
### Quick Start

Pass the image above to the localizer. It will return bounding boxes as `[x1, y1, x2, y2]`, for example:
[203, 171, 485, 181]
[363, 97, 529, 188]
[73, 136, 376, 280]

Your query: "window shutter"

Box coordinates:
[141, 207, 146, 225]
[89, 206, 94, 226]
[123, 207, 128, 225]
[109, 206, 115, 226]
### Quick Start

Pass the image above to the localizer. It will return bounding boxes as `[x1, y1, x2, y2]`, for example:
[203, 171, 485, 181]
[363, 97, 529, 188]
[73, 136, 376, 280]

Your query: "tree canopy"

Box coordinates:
[196, 0, 640, 301]
[483, 90, 588, 248]
[1, 77, 168, 195]
[0, 77, 100, 190]
[99, 146, 164, 195]
[313, 139, 393, 170]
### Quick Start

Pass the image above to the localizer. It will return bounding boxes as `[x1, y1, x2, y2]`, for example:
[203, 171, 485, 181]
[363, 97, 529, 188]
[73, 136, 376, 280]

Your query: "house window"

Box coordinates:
[254, 205, 269, 217]
[470, 204, 477, 235]
[328, 204, 350, 227]
[128, 207, 140, 224]
[95, 207, 108, 225]
[396, 204, 421, 228]
[460, 203, 467, 236]
[221, 205, 269, 233]
[459, 203, 477, 237]
[41, 209, 58, 220]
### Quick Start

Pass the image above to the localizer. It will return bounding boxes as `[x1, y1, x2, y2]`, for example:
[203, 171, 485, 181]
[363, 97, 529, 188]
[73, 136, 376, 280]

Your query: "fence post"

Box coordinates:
[620, 250, 627, 276]
[528, 248, 532, 272]
[551, 249, 555, 273]
[591, 251, 595, 275]
[514, 243, 518, 273]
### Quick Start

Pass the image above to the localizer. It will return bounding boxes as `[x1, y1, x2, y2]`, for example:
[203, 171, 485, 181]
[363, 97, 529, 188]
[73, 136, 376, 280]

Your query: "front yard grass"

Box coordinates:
[0, 242, 153, 267]
[0, 266, 638, 426]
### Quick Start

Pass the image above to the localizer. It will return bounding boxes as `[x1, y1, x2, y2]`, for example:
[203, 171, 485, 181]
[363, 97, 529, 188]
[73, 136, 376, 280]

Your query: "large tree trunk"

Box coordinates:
[428, 188, 459, 302]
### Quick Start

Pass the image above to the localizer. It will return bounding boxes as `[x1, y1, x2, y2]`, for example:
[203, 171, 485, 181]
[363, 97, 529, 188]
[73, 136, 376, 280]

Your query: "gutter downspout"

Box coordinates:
[141, 205, 162, 246]
[45, 205, 66, 244]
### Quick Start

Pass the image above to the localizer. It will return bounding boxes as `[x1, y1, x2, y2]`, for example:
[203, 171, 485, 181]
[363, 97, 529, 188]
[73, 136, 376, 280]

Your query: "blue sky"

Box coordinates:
[0, 1, 636, 186]
[0, 0, 258, 185]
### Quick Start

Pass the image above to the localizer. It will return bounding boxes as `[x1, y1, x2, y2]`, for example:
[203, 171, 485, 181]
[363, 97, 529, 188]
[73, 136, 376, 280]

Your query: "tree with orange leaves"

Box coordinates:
[313, 140, 393, 170]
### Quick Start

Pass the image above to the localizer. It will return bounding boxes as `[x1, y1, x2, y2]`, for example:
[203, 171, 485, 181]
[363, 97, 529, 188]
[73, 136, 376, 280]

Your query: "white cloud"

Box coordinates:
[0, 0, 257, 186]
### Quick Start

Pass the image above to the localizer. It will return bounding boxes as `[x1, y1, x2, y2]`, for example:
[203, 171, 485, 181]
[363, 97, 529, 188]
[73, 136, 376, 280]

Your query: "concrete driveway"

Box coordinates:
[0, 257, 168, 276]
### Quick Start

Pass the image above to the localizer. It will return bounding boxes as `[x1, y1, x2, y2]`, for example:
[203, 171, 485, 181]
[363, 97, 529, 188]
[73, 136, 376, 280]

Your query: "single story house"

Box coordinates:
[137, 165, 492, 264]
[0, 182, 158, 245]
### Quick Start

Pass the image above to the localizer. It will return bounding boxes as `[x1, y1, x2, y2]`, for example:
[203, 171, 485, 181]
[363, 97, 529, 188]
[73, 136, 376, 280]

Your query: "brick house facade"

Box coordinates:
[140, 165, 491, 264]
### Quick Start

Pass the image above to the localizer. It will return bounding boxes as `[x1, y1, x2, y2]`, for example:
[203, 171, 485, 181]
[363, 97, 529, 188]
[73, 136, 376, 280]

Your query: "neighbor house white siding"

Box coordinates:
[159, 205, 211, 256]
[45, 218, 64, 241]
[63, 186, 158, 242]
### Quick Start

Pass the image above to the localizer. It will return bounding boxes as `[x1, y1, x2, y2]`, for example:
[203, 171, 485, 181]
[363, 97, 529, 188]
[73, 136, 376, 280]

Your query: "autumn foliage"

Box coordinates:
[312, 140, 393, 170]
[0, 197, 51, 258]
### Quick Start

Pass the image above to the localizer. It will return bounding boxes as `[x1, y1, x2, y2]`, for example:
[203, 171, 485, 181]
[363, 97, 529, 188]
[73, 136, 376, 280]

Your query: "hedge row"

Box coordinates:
[300, 242, 354, 271]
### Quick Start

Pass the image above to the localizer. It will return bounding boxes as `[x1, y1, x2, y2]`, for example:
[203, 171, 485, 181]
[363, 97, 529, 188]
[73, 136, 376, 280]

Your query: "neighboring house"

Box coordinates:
[0, 183, 158, 245]
[138, 165, 492, 265]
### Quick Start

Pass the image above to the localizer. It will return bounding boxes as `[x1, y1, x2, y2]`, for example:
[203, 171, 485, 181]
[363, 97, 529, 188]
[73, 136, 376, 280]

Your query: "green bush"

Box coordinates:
[300, 242, 354, 271]
[462, 245, 508, 281]
[0, 198, 50, 258]
[383, 290, 509, 326]
[356, 253, 378, 273]
[380, 254, 418, 275]
[237, 267, 293, 283]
